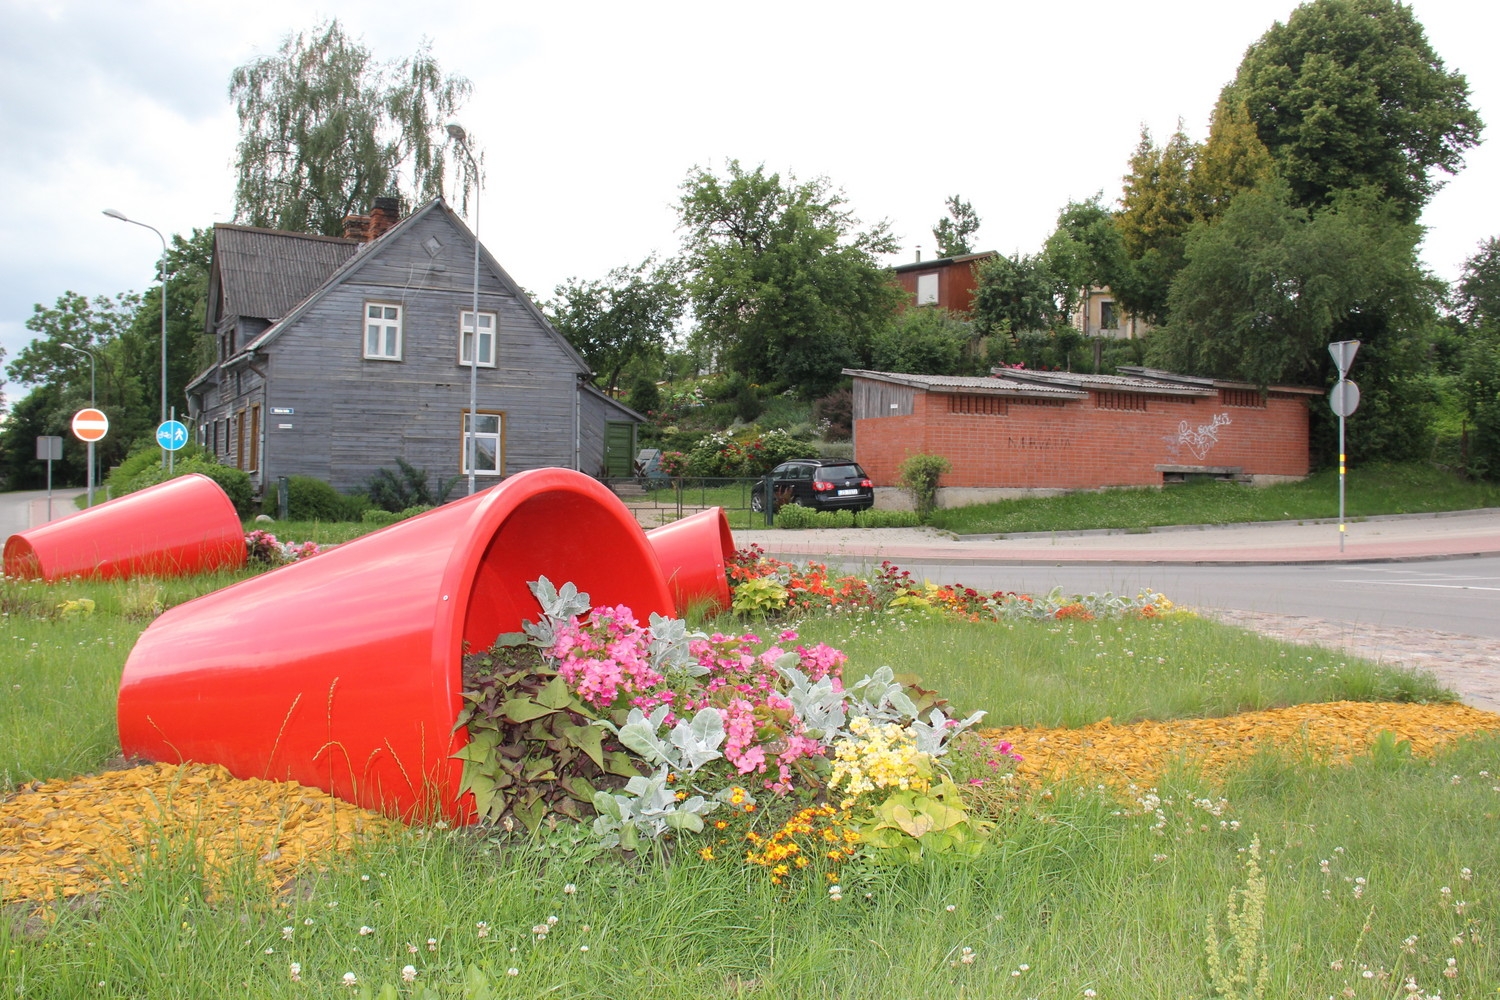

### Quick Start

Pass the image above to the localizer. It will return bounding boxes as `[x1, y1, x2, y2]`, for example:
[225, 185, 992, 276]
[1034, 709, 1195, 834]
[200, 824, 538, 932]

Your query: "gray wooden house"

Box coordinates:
[186, 197, 643, 498]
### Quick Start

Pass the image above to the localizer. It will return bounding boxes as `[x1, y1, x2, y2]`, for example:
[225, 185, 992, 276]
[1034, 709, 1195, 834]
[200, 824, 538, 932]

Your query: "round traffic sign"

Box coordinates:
[72, 407, 109, 442]
[1329, 379, 1360, 417]
[156, 419, 190, 452]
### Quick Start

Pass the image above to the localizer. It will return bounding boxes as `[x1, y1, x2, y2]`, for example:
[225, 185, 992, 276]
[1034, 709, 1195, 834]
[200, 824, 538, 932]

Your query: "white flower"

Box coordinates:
[546, 915, 559, 926]
[358, 926, 374, 936]
[427, 938, 438, 951]
[945, 904, 956, 913]
[563, 883, 577, 895]
[282, 926, 294, 941]
[264, 947, 274, 954]
[342, 971, 357, 986]
[289, 963, 301, 983]
[401, 965, 417, 983]
[304, 918, 315, 926]
[476, 921, 490, 939]
[506, 968, 519, 977]
[406, 942, 419, 954]
[580, 945, 589, 952]
[1084, 991, 1096, 999]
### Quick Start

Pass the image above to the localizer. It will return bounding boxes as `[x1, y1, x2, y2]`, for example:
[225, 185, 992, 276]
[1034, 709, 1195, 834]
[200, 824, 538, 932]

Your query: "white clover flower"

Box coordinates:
[580, 945, 589, 952]
[406, 942, 419, 954]
[282, 926, 294, 941]
[427, 937, 438, 952]
[264, 947, 274, 955]
[563, 883, 577, 895]
[304, 918, 315, 926]
[342, 971, 357, 986]
[546, 915, 558, 926]
[476, 921, 490, 939]
[945, 904, 956, 913]
[358, 926, 374, 936]
[401, 965, 417, 983]
[289, 963, 301, 983]
[506, 968, 519, 977]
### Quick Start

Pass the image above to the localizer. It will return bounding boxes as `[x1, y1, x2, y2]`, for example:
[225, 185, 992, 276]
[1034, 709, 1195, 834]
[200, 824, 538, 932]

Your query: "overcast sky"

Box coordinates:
[3, 0, 1497, 399]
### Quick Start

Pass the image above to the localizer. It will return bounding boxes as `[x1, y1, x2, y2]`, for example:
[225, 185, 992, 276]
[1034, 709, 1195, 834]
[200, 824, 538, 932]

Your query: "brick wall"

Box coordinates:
[854, 389, 1309, 488]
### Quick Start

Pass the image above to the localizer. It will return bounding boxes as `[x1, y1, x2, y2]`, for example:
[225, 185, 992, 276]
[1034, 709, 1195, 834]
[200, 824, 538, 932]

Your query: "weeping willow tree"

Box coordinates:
[229, 19, 475, 235]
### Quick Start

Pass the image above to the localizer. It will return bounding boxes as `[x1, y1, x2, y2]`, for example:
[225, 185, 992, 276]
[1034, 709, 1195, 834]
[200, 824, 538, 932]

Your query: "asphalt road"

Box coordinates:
[821, 554, 1500, 640]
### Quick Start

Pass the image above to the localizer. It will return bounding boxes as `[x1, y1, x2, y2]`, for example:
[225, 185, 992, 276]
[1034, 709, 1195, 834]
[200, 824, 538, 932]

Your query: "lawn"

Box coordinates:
[928, 462, 1500, 535]
[2, 565, 1497, 999]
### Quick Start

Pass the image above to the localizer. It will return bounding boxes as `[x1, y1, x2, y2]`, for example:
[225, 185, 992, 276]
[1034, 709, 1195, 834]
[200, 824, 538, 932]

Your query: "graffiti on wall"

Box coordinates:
[1164, 412, 1231, 462]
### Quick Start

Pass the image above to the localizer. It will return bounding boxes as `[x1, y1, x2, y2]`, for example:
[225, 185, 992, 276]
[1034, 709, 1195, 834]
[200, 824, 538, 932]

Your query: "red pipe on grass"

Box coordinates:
[645, 506, 735, 612]
[117, 468, 675, 823]
[3, 473, 245, 582]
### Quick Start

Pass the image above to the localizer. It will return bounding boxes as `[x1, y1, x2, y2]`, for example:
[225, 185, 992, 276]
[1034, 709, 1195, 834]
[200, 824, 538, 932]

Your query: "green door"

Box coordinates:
[604, 421, 635, 477]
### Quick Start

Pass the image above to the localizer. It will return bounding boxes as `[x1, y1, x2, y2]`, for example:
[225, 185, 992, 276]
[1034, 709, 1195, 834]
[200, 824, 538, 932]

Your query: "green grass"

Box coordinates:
[928, 462, 1500, 535]
[3, 573, 1497, 998]
[244, 519, 382, 545]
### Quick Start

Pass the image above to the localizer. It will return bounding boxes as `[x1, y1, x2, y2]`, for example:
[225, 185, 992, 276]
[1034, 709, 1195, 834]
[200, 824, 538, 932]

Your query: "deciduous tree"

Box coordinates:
[1113, 126, 1198, 324]
[931, 195, 981, 257]
[678, 160, 901, 397]
[546, 257, 684, 398]
[1224, 0, 1482, 221]
[230, 19, 472, 235]
[971, 252, 1061, 336]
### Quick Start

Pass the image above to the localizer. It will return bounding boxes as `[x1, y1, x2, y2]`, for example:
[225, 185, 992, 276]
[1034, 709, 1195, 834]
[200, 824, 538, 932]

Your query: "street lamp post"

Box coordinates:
[62, 343, 97, 508]
[446, 123, 483, 497]
[102, 209, 169, 465]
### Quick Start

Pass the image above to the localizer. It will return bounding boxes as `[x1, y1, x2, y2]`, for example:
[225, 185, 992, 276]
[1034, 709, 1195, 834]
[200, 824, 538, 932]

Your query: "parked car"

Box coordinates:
[750, 459, 875, 513]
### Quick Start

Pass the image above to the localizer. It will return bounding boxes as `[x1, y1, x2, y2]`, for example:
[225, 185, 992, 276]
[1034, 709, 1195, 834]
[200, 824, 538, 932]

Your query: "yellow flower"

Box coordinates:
[699, 847, 716, 861]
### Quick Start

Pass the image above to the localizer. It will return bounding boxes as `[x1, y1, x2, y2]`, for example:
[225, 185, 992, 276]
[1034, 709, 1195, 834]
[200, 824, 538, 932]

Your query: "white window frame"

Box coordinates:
[459, 310, 498, 368]
[461, 409, 505, 477]
[364, 302, 403, 360]
[916, 272, 939, 306]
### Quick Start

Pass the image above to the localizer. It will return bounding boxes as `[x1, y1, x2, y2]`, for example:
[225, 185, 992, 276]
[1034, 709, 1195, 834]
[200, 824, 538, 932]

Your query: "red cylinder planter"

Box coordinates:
[3, 473, 245, 582]
[117, 468, 674, 823]
[646, 507, 736, 612]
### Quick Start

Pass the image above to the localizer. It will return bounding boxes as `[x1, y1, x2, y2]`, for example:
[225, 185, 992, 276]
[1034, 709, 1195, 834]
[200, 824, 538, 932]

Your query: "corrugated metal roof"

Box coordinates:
[842, 369, 1087, 399]
[994, 368, 1216, 396]
[212, 225, 361, 322]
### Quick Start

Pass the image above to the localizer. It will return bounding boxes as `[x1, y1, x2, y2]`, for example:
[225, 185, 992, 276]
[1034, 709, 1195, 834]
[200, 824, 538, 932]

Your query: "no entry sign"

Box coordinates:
[72, 408, 109, 442]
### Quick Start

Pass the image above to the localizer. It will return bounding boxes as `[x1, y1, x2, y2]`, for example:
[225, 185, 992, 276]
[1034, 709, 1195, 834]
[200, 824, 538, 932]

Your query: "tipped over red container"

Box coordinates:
[3, 473, 245, 582]
[646, 506, 736, 612]
[117, 468, 675, 823]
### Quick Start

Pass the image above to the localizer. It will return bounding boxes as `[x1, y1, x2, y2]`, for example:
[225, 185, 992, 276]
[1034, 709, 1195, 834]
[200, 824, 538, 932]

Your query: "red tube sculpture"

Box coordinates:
[3, 473, 245, 582]
[117, 468, 675, 824]
[645, 506, 735, 612]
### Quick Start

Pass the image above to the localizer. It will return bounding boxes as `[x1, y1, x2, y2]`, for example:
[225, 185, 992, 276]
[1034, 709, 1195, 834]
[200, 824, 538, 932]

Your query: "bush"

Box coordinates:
[898, 453, 952, 521]
[772, 505, 921, 529]
[265, 475, 352, 522]
[626, 375, 661, 416]
[102, 443, 255, 518]
[813, 389, 853, 440]
[365, 457, 458, 512]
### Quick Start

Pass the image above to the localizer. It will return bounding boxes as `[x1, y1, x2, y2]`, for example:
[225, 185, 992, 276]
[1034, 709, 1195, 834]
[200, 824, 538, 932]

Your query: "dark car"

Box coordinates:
[751, 459, 875, 513]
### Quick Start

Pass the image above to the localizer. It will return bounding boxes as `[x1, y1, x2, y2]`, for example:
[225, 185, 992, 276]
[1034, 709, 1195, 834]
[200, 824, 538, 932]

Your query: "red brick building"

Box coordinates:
[845, 367, 1317, 495]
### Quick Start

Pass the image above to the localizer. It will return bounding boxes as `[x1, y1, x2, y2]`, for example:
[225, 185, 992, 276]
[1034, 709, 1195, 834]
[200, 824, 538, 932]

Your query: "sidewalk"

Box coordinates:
[734, 508, 1500, 566]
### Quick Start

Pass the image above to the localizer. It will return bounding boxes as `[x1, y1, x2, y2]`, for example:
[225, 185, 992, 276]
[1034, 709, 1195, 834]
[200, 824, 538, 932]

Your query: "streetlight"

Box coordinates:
[102, 208, 169, 463]
[62, 342, 97, 508]
[447, 123, 483, 497]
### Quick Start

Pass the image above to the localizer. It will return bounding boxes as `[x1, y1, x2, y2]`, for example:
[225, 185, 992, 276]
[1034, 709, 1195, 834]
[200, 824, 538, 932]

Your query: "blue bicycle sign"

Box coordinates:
[156, 419, 189, 452]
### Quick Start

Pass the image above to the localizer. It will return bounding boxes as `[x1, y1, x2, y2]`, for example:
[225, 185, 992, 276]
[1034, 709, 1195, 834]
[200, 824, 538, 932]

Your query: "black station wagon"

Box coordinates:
[751, 459, 875, 513]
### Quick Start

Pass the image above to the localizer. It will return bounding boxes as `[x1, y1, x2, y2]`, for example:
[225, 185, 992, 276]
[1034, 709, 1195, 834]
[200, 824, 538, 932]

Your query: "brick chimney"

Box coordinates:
[367, 197, 403, 240]
[342, 214, 371, 240]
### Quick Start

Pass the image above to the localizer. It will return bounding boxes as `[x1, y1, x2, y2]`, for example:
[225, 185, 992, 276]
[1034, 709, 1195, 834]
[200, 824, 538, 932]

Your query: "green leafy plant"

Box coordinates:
[730, 576, 789, 617]
[898, 453, 952, 520]
[1204, 834, 1271, 1000]
[364, 457, 457, 512]
[856, 775, 989, 863]
[452, 634, 641, 832]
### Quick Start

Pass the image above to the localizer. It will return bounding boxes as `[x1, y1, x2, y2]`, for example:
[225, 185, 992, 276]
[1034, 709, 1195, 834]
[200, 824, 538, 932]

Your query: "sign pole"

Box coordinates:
[86, 440, 95, 508]
[1328, 340, 1361, 554]
[169, 406, 176, 476]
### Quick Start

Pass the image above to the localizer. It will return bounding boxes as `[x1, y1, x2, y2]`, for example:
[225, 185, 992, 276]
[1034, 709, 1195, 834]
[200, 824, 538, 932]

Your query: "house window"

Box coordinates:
[459, 311, 497, 367]
[234, 410, 245, 470]
[365, 302, 403, 360]
[461, 410, 505, 476]
[248, 405, 261, 473]
[1099, 300, 1118, 330]
[916, 273, 939, 306]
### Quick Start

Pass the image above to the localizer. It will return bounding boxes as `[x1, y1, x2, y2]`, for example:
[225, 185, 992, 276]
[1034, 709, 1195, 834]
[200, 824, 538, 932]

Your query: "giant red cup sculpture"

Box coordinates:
[117, 468, 676, 823]
[3, 473, 245, 582]
[645, 506, 735, 612]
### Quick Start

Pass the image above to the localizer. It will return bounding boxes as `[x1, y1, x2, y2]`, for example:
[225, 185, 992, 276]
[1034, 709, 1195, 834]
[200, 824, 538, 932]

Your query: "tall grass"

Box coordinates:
[929, 462, 1500, 535]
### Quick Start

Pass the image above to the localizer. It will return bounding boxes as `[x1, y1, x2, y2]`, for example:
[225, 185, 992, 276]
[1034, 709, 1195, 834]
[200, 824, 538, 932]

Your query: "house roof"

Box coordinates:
[219, 197, 590, 376]
[890, 251, 996, 274]
[209, 225, 362, 326]
[842, 369, 1088, 400]
[580, 380, 647, 423]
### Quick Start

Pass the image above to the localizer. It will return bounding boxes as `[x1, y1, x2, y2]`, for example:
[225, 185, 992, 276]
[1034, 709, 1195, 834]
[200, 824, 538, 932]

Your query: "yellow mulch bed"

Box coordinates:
[984, 700, 1500, 790]
[0, 762, 392, 905]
